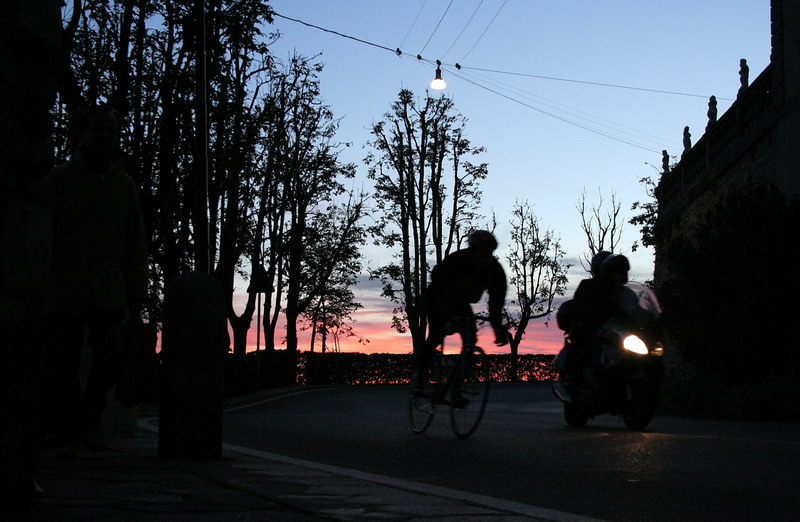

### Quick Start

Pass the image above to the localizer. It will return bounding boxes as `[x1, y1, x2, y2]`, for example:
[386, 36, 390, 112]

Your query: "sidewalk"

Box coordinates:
[8, 390, 587, 521]
[13, 396, 314, 521]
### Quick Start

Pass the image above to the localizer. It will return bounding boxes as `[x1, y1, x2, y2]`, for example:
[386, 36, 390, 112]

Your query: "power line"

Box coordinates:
[271, 10, 715, 152]
[441, 0, 483, 60]
[459, 66, 680, 148]
[272, 12, 399, 56]
[418, 0, 454, 55]
[458, 0, 508, 62]
[272, 10, 719, 102]
[448, 68, 664, 153]
[458, 65, 735, 101]
[399, 0, 428, 49]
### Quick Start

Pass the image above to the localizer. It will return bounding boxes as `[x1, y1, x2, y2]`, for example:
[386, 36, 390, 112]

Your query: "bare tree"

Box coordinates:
[504, 201, 571, 380]
[366, 89, 487, 353]
[286, 192, 368, 354]
[577, 188, 624, 272]
[301, 196, 369, 354]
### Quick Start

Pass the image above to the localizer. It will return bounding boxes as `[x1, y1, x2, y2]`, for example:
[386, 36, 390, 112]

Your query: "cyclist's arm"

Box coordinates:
[486, 260, 507, 329]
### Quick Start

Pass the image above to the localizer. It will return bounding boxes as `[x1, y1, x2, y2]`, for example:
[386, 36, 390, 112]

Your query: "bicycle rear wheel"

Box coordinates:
[450, 346, 490, 439]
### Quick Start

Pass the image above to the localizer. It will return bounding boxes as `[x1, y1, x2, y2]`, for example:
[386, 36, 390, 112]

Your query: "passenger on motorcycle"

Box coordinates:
[558, 252, 630, 386]
[410, 230, 509, 393]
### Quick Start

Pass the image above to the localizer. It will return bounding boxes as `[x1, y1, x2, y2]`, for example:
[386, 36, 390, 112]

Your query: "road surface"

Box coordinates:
[224, 383, 800, 521]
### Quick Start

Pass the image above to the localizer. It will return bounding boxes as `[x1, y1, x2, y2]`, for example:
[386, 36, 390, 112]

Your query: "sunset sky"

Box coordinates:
[232, 1, 771, 356]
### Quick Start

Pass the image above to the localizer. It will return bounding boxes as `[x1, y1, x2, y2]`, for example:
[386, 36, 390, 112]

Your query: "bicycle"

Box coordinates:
[408, 342, 490, 439]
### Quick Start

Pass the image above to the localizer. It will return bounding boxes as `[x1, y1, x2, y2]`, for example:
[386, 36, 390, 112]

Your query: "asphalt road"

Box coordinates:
[224, 383, 800, 521]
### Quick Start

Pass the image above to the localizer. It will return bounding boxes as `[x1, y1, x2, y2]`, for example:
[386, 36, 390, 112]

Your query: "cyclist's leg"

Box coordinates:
[415, 330, 442, 373]
[411, 337, 440, 393]
[450, 304, 477, 401]
[415, 289, 447, 367]
[409, 319, 441, 431]
[455, 303, 478, 352]
[412, 298, 446, 392]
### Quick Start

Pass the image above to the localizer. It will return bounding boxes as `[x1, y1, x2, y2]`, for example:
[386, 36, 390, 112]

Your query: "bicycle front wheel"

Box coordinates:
[409, 360, 441, 434]
[450, 346, 490, 439]
[409, 391, 435, 434]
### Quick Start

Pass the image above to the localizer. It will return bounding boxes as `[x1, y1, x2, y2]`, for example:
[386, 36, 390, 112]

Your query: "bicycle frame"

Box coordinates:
[408, 340, 490, 439]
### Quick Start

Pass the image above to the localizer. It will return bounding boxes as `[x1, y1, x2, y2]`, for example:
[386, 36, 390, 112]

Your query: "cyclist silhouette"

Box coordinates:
[411, 230, 509, 392]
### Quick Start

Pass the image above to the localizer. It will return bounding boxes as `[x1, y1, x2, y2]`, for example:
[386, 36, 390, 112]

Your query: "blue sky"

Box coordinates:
[240, 1, 772, 353]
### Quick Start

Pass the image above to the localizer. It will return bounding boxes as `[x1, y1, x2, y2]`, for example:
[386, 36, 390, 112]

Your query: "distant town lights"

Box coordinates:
[431, 60, 446, 90]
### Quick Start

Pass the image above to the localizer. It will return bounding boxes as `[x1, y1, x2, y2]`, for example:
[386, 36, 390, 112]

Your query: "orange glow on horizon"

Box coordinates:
[230, 292, 565, 356]
[239, 318, 565, 356]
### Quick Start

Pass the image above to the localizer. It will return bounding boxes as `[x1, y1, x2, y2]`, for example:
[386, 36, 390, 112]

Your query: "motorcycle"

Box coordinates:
[552, 282, 665, 430]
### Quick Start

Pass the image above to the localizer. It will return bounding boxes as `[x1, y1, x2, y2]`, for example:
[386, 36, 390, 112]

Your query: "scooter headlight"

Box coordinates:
[623, 335, 649, 355]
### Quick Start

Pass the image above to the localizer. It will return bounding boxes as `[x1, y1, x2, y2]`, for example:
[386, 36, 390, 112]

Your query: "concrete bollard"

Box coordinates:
[159, 271, 228, 459]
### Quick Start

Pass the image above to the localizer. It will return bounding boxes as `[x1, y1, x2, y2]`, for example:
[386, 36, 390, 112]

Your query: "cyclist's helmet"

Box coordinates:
[590, 250, 612, 276]
[467, 230, 498, 253]
[601, 253, 630, 279]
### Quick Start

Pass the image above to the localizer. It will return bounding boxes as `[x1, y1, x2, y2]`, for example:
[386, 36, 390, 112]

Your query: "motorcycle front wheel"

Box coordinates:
[622, 382, 657, 430]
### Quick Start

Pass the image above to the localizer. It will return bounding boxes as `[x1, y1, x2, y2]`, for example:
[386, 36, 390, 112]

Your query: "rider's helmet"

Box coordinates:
[467, 230, 498, 253]
[601, 254, 630, 283]
[590, 250, 612, 276]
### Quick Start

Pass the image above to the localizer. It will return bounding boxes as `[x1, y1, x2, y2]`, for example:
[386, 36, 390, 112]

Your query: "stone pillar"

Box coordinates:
[159, 271, 228, 459]
[0, 0, 61, 504]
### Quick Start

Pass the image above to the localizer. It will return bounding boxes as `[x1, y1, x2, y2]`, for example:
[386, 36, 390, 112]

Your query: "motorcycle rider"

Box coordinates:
[410, 230, 509, 393]
[557, 252, 630, 390]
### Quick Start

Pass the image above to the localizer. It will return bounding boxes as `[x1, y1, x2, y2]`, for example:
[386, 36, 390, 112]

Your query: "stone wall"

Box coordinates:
[654, 0, 800, 291]
[650, 0, 800, 381]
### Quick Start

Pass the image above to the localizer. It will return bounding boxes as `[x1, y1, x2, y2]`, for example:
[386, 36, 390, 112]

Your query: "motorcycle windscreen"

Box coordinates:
[618, 282, 662, 324]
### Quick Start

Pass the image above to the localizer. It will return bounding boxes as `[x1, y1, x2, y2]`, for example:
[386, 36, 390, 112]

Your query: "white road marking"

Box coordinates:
[138, 414, 603, 521]
[223, 441, 608, 522]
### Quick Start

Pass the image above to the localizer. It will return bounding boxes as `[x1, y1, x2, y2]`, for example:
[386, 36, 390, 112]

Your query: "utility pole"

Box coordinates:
[193, 0, 210, 272]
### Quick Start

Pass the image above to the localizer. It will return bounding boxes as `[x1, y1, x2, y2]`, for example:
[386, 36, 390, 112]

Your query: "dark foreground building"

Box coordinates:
[654, 0, 800, 393]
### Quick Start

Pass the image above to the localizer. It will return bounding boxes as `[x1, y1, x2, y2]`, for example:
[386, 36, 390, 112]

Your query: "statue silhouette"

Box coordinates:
[682, 126, 692, 157]
[707, 95, 718, 130]
[738, 59, 749, 97]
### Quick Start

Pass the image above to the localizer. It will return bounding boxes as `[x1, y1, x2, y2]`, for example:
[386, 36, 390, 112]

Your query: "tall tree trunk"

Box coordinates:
[229, 304, 254, 356]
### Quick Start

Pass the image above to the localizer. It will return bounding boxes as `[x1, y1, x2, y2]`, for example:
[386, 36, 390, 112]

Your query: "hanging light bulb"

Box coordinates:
[430, 60, 446, 90]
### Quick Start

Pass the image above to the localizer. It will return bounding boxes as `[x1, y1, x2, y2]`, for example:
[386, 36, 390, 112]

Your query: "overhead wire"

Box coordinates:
[440, 0, 483, 60]
[399, 0, 428, 50]
[458, 65, 735, 101]
[271, 9, 715, 153]
[272, 12, 399, 55]
[458, 66, 681, 148]
[448, 66, 664, 153]
[418, 0, 454, 55]
[458, 0, 508, 62]
[272, 10, 719, 102]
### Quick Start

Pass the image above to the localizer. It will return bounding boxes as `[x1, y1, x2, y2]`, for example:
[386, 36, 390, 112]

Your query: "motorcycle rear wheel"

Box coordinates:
[564, 403, 589, 427]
